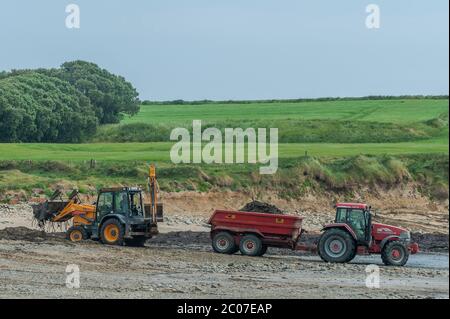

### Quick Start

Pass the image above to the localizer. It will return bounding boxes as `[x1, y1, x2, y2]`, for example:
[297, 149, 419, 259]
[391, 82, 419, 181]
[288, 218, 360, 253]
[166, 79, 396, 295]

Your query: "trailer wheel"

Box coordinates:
[230, 245, 240, 254]
[100, 219, 125, 246]
[239, 234, 263, 257]
[257, 244, 268, 257]
[318, 228, 356, 263]
[66, 226, 88, 242]
[212, 232, 238, 254]
[381, 241, 409, 266]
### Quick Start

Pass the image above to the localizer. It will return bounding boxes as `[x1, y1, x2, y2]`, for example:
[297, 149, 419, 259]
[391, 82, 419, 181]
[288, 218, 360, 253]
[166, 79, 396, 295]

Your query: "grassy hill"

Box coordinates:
[93, 98, 449, 144]
[124, 99, 447, 124]
[0, 97, 448, 201]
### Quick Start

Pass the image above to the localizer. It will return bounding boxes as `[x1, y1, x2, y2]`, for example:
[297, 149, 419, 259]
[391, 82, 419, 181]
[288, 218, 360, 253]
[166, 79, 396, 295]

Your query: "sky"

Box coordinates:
[0, 0, 448, 100]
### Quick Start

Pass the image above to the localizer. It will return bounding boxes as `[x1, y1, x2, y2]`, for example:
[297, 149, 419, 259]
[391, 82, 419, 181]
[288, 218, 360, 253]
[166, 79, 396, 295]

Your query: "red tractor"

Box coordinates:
[318, 203, 419, 266]
[208, 202, 419, 266]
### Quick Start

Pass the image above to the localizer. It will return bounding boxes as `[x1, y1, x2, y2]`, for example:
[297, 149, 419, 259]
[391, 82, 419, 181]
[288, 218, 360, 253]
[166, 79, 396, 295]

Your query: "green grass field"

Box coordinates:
[92, 98, 449, 144]
[0, 137, 447, 161]
[123, 99, 448, 124]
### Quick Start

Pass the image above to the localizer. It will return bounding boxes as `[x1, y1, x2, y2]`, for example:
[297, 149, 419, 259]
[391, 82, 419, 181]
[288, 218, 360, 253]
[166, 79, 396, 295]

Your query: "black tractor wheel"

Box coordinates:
[66, 226, 88, 242]
[346, 249, 357, 263]
[239, 234, 263, 257]
[381, 241, 409, 266]
[100, 219, 125, 246]
[212, 232, 238, 254]
[125, 236, 147, 247]
[318, 228, 356, 263]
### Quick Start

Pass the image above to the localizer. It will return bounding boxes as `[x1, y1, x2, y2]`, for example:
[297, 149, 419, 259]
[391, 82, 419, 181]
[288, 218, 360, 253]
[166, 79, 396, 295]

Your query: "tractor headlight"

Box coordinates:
[399, 231, 411, 241]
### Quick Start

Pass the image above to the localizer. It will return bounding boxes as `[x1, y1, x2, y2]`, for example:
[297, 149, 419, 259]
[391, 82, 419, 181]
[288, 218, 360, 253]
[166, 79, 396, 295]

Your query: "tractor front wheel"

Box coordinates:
[381, 241, 409, 266]
[318, 228, 356, 263]
[100, 219, 125, 246]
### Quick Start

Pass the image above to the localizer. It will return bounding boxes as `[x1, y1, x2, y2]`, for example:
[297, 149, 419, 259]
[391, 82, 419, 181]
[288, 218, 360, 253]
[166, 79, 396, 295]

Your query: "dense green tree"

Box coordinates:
[0, 60, 141, 142]
[0, 72, 98, 142]
[44, 61, 140, 124]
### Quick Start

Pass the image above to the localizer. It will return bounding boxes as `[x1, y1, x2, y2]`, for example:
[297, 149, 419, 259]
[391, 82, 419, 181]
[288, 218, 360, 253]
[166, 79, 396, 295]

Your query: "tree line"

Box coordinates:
[142, 95, 448, 106]
[0, 61, 140, 142]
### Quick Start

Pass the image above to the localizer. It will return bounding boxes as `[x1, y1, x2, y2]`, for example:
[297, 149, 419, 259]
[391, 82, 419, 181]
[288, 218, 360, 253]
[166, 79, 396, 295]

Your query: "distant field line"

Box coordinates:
[0, 139, 447, 161]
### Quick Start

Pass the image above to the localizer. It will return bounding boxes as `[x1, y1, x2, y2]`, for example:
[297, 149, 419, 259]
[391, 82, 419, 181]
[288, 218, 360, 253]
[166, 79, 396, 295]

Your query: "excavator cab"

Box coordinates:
[88, 187, 159, 246]
[96, 188, 144, 219]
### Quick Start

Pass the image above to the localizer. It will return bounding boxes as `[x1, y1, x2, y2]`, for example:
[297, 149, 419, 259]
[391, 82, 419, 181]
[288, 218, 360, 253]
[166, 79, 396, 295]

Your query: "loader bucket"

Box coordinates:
[32, 201, 69, 227]
[32, 201, 64, 221]
[32, 189, 81, 227]
[32, 202, 51, 223]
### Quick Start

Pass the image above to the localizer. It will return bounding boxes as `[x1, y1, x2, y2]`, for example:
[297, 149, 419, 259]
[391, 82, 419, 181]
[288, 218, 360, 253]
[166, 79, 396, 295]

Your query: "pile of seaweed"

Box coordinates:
[239, 200, 284, 214]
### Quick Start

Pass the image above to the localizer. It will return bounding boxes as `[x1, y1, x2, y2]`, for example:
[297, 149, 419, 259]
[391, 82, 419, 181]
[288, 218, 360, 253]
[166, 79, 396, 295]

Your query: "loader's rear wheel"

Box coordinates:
[318, 228, 356, 263]
[66, 226, 87, 242]
[239, 234, 263, 257]
[212, 232, 238, 254]
[100, 219, 124, 246]
[381, 241, 409, 266]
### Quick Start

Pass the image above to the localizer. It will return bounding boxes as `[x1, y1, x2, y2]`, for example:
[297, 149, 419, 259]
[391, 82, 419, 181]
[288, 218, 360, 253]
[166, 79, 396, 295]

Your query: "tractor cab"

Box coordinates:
[334, 203, 372, 244]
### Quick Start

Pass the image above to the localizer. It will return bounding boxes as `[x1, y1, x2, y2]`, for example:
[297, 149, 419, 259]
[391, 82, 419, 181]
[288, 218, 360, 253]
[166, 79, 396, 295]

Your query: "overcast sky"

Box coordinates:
[0, 0, 448, 100]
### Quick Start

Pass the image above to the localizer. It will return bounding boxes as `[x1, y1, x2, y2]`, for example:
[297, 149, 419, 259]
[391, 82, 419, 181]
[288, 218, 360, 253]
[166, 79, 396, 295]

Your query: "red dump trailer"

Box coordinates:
[208, 209, 311, 256]
[208, 203, 418, 266]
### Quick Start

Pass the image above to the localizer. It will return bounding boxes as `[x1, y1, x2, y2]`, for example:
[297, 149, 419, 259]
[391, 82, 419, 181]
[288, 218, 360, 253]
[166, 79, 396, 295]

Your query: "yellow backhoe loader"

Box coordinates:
[32, 164, 163, 246]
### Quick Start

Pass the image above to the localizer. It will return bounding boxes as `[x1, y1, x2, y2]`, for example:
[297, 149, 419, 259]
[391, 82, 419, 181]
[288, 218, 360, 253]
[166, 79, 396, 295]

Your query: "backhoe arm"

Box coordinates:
[51, 200, 96, 224]
[147, 164, 158, 222]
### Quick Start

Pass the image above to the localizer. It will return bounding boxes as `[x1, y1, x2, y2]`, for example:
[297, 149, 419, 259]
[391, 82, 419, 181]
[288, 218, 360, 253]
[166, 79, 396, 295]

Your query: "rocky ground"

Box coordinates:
[0, 201, 448, 299]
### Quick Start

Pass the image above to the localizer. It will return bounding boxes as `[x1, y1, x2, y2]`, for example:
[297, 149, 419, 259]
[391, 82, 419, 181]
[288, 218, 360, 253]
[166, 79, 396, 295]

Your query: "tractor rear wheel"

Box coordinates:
[100, 219, 124, 246]
[239, 234, 263, 257]
[318, 228, 356, 263]
[125, 236, 147, 247]
[212, 232, 238, 254]
[66, 226, 87, 242]
[381, 241, 409, 266]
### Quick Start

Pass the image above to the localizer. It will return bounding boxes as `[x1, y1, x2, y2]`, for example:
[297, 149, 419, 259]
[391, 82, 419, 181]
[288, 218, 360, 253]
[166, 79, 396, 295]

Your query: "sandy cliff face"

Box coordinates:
[1, 182, 448, 234]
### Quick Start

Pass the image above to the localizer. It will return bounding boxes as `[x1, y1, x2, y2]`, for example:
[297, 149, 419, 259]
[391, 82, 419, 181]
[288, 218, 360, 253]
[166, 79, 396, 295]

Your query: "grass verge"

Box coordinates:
[0, 154, 447, 202]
